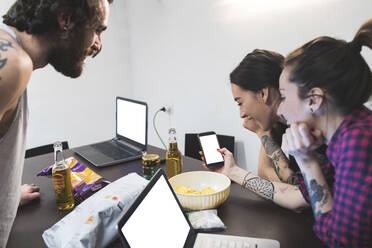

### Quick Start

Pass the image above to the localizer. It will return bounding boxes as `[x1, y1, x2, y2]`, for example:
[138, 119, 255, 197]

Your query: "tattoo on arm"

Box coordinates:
[0, 58, 7, 77]
[303, 173, 330, 219]
[243, 177, 274, 200]
[287, 172, 301, 185]
[261, 135, 278, 155]
[269, 156, 284, 181]
[0, 38, 14, 80]
[0, 38, 14, 51]
[262, 135, 299, 184]
[316, 153, 329, 165]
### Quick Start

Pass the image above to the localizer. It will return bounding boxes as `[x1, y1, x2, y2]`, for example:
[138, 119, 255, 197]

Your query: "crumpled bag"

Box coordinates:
[42, 173, 148, 248]
[187, 209, 226, 232]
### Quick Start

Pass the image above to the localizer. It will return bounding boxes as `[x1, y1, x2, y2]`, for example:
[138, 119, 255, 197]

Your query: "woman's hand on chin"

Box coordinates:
[283, 122, 324, 164]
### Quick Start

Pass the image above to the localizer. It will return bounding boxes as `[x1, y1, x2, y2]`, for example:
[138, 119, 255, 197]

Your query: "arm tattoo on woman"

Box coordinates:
[287, 172, 301, 185]
[0, 38, 14, 80]
[303, 173, 330, 219]
[316, 152, 329, 165]
[269, 157, 284, 181]
[262, 135, 296, 184]
[261, 135, 278, 155]
[243, 177, 274, 200]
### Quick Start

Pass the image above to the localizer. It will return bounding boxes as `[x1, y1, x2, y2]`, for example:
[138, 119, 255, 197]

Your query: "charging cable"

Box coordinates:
[153, 107, 167, 149]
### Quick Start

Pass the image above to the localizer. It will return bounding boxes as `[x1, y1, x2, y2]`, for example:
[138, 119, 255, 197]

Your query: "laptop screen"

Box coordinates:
[116, 98, 147, 145]
[120, 174, 191, 248]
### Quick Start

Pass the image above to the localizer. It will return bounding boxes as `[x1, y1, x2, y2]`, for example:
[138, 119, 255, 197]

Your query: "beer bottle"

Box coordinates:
[52, 141, 75, 210]
[165, 128, 183, 178]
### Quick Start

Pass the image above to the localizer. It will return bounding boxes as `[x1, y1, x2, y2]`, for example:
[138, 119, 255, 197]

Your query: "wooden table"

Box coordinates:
[7, 145, 326, 248]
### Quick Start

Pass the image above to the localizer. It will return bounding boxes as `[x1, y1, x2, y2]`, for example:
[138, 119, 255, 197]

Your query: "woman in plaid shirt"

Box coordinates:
[277, 19, 372, 247]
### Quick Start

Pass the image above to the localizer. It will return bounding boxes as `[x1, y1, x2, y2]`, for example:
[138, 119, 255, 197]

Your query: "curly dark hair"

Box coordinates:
[2, 0, 114, 35]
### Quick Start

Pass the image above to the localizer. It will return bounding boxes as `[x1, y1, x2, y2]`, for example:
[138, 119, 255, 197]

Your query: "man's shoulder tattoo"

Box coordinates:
[0, 38, 15, 80]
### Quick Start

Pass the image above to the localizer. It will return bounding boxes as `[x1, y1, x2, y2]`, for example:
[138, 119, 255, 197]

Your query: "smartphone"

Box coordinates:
[197, 131, 224, 167]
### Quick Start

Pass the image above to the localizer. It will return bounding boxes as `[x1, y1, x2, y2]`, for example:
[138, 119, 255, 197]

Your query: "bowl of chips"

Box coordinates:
[169, 171, 231, 210]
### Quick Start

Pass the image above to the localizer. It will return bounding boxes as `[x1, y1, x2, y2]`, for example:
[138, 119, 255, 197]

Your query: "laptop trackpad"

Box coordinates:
[78, 147, 113, 164]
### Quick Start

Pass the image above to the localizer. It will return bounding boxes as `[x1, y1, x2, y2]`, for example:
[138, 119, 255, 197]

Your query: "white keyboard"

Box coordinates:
[194, 233, 280, 248]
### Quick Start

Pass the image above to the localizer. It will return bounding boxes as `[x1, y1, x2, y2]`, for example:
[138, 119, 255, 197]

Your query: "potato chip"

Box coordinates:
[201, 187, 216, 194]
[175, 186, 191, 194]
[175, 185, 216, 195]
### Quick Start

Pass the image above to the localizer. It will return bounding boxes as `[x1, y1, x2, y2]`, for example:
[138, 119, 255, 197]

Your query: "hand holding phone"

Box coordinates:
[197, 132, 224, 167]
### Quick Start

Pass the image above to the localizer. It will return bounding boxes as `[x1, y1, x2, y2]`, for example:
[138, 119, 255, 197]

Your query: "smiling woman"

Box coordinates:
[229, 49, 301, 184]
[201, 49, 331, 214]
[277, 18, 372, 247]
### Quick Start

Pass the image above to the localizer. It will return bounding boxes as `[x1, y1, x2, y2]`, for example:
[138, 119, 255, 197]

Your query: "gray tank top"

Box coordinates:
[0, 23, 28, 248]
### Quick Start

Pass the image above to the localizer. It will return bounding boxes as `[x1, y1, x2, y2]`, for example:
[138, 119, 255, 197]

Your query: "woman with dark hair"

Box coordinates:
[202, 49, 330, 212]
[278, 19, 372, 247]
[229, 49, 301, 184]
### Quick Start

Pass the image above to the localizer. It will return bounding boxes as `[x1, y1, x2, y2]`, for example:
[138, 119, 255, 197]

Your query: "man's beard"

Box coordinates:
[48, 33, 89, 78]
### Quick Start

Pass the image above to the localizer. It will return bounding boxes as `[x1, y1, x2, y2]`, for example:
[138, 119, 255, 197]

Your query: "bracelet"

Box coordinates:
[242, 171, 252, 185]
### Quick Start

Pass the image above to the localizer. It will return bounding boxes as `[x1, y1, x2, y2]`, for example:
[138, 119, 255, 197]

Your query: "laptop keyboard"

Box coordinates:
[194, 233, 279, 248]
[194, 238, 254, 248]
[91, 142, 135, 160]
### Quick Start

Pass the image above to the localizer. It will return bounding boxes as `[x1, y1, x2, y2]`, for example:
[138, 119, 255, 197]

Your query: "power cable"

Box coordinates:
[153, 107, 167, 149]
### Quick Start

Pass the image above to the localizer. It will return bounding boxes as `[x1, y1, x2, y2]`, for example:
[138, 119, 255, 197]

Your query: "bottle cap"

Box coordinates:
[142, 154, 160, 162]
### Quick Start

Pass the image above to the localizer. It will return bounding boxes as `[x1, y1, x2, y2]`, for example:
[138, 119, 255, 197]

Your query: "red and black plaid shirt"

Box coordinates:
[297, 106, 372, 247]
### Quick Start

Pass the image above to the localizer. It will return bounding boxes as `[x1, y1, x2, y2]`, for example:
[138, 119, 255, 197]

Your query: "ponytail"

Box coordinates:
[351, 18, 372, 52]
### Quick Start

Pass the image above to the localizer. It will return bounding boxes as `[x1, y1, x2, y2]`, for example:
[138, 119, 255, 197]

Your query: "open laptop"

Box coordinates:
[73, 97, 148, 167]
[117, 169, 280, 248]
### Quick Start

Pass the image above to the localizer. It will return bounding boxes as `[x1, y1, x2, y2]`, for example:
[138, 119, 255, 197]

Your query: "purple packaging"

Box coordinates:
[37, 157, 110, 204]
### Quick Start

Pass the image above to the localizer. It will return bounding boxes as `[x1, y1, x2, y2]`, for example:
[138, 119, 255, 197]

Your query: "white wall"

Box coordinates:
[126, 0, 372, 172]
[1, 0, 372, 173]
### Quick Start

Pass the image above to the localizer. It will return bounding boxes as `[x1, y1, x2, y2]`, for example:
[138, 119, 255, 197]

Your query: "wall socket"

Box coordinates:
[163, 105, 172, 113]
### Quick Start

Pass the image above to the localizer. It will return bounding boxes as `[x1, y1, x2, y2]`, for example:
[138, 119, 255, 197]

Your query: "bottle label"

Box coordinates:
[166, 158, 182, 178]
[52, 168, 75, 210]
[143, 165, 160, 180]
[53, 174, 66, 195]
[172, 160, 178, 176]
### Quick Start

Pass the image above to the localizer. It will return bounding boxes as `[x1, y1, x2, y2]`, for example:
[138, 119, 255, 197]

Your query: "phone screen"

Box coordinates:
[199, 134, 224, 165]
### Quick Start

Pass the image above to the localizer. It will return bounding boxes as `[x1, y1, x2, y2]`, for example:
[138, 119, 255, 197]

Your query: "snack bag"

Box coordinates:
[187, 209, 226, 232]
[37, 157, 110, 204]
[42, 173, 148, 248]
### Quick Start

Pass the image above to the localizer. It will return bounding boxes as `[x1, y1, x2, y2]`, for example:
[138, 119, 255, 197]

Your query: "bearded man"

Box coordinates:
[0, 0, 114, 246]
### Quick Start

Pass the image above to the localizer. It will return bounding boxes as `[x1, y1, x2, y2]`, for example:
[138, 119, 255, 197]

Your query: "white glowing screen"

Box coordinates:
[121, 176, 190, 248]
[117, 99, 146, 145]
[199, 134, 224, 164]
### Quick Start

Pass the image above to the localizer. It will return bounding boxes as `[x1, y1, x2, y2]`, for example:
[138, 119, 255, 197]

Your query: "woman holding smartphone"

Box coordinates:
[202, 49, 330, 211]
[228, 49, 302, 184]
